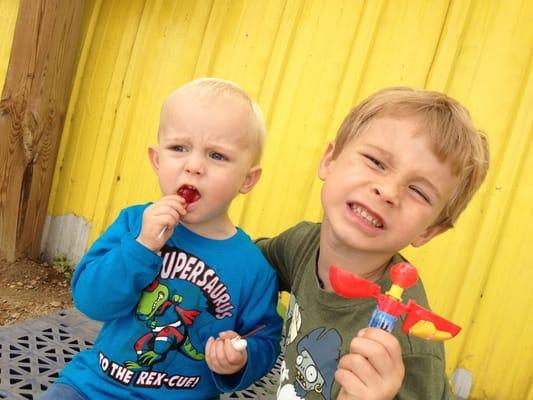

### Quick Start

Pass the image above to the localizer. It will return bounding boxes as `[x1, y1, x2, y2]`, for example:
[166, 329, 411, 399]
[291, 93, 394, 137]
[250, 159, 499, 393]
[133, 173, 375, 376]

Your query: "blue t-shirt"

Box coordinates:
[57, 204, 282, 399]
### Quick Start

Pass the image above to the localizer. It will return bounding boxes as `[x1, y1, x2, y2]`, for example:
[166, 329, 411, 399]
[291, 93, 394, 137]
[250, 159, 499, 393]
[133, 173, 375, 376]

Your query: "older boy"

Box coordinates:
[258, 87, 489, 399]
[41, 78, 282, 399]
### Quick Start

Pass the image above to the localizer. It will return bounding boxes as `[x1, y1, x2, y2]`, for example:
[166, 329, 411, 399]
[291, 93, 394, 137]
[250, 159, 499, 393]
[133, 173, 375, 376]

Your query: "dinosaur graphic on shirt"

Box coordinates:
[125, 279, 203, 370]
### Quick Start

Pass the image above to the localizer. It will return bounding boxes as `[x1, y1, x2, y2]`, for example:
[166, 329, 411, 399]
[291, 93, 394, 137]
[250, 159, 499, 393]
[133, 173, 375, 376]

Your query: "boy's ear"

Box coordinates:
[411, 223, 452, 247]
[318, 142, 336, 181]
[239, 166, 262, 194]
[148, 146, 160, 172]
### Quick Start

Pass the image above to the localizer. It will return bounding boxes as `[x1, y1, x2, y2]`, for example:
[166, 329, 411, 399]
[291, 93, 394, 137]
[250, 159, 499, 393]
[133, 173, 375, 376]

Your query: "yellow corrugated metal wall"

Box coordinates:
[0, 0, 19, 84]
[2, 1, 532, 398]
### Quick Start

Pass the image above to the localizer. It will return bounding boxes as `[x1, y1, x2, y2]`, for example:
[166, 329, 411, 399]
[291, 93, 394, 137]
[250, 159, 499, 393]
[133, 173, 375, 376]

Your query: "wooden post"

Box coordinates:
[0, 0, 84, 262]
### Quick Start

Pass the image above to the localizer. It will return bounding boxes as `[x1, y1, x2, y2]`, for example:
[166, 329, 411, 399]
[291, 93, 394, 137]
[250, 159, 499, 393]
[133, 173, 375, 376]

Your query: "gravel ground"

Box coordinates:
[0, 257, 73, 326]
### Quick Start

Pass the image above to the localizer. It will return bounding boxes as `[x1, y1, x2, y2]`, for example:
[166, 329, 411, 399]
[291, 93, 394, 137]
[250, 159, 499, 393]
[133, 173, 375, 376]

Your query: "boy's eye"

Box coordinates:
[364, 154, 385, 170]
[210, 152, 227, 161]
[172, 145, 187, 152]
[409, 186, 431, 203]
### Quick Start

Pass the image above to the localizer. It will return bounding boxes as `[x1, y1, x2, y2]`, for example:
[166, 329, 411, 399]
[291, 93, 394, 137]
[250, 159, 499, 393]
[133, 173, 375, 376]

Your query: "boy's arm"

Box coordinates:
[211, 265, 283, 392]
[255, 221, 318, 291]
[72, 206, 162, 321]
[255, 236, 291, 291]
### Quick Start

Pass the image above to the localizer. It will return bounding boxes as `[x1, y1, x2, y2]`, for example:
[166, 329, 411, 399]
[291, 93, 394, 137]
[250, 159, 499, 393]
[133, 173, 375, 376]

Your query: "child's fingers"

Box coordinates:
[216, 339, 235, 368]
[335, 366, 369, 399]
[336, 352, 380, 387]
[222, 338, 247, 366]
[209, 337, 247, 373]
[205, 337, 224, 372]
[151, 198, 187, 217]
[149, 205, 181, 223]
[347, 337, 392, 378]
[336, 329, 404, 400]
[336, 353, 399, 400]
[144, 198, 187, 239]
[218, 330, 239, 340]
[205, 336, 212, 361]
[160, 194, 187, 204]
[335, 353, 382, 398]
[205, 331, 248, 375]
[206, 337, 232, 373]
[167, 196, 188, 216]
[350, 328, 404, 376]
[214, 338, 229, 363]
[145, 214, 178, 239]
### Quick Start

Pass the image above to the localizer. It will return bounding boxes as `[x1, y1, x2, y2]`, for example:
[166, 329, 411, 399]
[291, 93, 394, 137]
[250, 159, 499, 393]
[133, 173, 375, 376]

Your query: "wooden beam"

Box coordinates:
[0, 0, 84, 262]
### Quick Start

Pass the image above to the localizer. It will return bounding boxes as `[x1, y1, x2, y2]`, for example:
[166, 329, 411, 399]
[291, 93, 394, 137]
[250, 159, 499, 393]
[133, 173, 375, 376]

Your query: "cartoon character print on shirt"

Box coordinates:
[277, 295, 342, 400]
[293, 328, 341, 399]
[98, 245, 236, 390]
[159, 246, 235, 320]
[124, 279, 204, 370]
[285, 294, 302, 345]
[278, 327, 341, 399]
[278, 360, 303, 399]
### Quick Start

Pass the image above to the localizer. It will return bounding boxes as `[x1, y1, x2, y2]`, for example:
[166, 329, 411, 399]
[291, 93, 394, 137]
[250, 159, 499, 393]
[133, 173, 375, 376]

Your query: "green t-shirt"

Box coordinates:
[257, 222, 451, 400]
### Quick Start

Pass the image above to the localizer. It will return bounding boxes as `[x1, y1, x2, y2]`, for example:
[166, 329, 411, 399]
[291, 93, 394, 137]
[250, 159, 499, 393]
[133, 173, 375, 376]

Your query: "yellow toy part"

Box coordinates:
[408, 320, 453, 341]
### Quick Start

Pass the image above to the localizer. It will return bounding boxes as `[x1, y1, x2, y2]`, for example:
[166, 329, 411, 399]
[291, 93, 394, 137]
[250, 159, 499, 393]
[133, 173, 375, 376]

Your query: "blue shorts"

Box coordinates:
[39, 383, 86, 400]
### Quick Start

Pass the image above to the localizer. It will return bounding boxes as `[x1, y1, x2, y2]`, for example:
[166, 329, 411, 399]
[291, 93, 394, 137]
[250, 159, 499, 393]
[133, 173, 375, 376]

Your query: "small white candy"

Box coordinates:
[231, 337, 247, 351]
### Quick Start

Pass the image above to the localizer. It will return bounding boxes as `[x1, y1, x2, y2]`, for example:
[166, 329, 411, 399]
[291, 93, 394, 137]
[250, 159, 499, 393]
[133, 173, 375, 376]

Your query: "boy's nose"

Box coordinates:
[184, 155, 204, 175]
[372, 183, 400, 206]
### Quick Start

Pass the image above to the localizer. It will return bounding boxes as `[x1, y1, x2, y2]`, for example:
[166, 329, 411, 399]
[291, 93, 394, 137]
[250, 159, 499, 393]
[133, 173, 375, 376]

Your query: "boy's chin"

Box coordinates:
[180, 214, 197, 224]
[181, 210, 229, 227]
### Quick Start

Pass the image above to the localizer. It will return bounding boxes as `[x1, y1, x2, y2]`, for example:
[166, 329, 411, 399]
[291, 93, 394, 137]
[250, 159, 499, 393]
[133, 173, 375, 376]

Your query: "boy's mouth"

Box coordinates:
[348, 203, 384, 228]
[177, 185, 201, 204]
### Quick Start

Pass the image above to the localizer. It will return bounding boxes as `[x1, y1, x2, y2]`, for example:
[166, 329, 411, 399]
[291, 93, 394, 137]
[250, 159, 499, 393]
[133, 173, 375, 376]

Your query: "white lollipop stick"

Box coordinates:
[157, 226, 167, 239]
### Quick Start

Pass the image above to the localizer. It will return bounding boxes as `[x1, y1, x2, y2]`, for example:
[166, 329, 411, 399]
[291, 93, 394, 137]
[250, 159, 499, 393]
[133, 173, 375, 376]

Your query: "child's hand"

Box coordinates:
[136, 195, 187, 252]
[336, 328, 404, 400]
[205, 330, 248, 375]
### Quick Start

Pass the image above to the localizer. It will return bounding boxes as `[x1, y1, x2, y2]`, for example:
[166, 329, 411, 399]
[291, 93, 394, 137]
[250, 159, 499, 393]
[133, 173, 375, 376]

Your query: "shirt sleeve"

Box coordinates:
[212, 258, 283, 392]
[71, 207, 162, 321]
[255, 222, 316, 292]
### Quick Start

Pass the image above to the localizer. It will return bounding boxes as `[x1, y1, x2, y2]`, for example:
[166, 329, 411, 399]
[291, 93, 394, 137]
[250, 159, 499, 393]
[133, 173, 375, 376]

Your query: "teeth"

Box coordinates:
[152, 292, 164, 311]
[351, 205, 383, 228]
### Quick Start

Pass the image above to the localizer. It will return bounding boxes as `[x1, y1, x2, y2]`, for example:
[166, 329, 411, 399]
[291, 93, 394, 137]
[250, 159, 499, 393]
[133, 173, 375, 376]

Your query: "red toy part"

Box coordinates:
[329, 263, 461, 342]
[402, 300, 461, 341]
[376, 294, 407, 317]
[329, 265, 381, 299]
[390, 262, 418, 289]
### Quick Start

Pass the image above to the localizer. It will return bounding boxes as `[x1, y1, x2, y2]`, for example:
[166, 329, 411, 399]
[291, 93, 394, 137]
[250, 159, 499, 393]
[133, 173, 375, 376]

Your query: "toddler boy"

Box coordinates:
[41, 78, 282, 399]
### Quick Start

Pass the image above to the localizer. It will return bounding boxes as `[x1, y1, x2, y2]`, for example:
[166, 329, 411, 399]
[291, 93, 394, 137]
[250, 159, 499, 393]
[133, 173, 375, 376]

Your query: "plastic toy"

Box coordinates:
[329, 262, 461, 341]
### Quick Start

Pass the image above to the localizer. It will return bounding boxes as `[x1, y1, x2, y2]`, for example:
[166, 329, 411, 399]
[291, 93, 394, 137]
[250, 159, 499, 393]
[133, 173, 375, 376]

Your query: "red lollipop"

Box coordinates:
[177, 185, 200, 204]
[157, 186, 200, 239]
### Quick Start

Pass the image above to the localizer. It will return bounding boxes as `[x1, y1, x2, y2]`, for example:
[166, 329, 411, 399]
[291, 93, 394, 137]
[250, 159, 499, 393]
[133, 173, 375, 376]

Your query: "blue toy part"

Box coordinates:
[368, 307, 397, 332]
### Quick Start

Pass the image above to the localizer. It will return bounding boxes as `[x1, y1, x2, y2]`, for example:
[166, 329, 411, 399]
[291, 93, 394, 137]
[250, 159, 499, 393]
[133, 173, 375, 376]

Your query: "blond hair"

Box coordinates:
[164, 78, 266, 164]
[333, 87, 489, 227]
